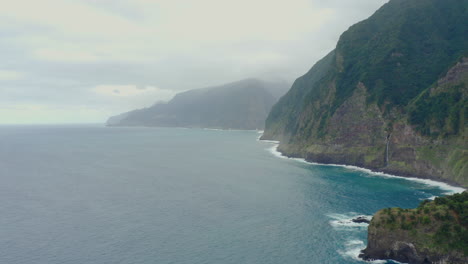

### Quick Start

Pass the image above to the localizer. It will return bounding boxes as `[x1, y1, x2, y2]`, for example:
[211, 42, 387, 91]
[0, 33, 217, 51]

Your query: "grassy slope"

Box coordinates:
[262, 0, 468, 186]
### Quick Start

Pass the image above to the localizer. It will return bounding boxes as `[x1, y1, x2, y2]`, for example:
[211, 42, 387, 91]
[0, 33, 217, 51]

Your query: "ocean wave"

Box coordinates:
[262, 139, 280, 144]
[338, 239, 382, 263]
[262, 142, 465, 195]
[341, 167, 465, 196]
[264, 143, 310, 164]
[337, 239, 365, 261]
[267, 144, 285, 158]
[338, 239, 390, 263]
[327, 213, 372, 229]
[420, 195, 437, 201]
[203, 128, 224, 131]
[328, 212, 371, 263]
[256, 131, 280, 142]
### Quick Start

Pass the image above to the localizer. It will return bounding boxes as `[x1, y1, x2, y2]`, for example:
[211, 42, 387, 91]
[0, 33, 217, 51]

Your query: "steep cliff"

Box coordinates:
[107, 79, 288, 130]
[262, 0, 468, 187]
[360, 192, 468, 263]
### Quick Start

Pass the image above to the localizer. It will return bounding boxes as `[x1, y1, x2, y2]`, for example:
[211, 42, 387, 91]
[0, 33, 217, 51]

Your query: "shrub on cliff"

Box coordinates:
[390, 192, 467, 254]
[362, 192, 468, 263]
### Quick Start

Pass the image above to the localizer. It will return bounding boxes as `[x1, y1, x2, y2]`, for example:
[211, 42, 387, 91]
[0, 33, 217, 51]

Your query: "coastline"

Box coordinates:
[258, 138, 465, 196]
[107, 124, 264, 132]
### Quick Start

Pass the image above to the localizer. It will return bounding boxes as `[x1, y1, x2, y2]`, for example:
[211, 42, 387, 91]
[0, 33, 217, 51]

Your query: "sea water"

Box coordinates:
[0, 125, 463, 264]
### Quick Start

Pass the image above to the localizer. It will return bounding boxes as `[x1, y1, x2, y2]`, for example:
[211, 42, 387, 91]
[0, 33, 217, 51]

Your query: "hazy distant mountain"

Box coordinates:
[107, 79, 289, 130]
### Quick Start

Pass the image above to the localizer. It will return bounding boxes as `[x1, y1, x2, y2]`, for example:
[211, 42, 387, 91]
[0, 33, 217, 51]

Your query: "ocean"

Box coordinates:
[0, 125, 463, 264]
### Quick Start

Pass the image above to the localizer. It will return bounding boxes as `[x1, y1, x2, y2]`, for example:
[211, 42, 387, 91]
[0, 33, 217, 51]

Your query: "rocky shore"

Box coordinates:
[360, 192, 468, 264]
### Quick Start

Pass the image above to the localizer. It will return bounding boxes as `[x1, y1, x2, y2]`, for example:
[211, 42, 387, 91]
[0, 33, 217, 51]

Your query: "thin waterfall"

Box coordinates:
[385, 134, 391, 166]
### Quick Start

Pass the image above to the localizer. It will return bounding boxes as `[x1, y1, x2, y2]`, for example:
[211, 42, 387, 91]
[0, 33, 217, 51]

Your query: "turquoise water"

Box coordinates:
[0, 125, 460, 264]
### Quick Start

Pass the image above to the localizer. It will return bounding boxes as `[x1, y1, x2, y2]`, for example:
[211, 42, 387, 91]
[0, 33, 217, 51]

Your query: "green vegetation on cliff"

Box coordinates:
[262, 0, 468, 186]
[361, 192, 468, 263]
[409, 73, 467, 137]
[378, 193, 468, 254]
[338, 0, 467, 107]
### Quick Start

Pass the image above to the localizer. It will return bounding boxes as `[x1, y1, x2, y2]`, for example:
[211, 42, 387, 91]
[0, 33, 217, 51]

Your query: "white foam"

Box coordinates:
[267, 145, 284, 159]
[256, 132, 279, 143]
[262, 139, 280, 144]
[337, 239, 368, 262]
[315, 163, 464, 195]
[263, 142, 311, 164]
[204, 127, 259, 132]
[330, 220, 369, 228]
[338, 239, 389, 263]
[328, 213, 372, 229]
[262, 142, 465, 196]
[420, 195, 437, 201]
[346, 240, 366, 246]
[337, 239, 365, 260]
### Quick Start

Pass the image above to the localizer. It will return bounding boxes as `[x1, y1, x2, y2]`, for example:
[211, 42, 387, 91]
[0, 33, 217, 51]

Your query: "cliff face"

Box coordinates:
[361, 192, 468, 264]
[107, 79, 289, 130]
[262, 0, 468, 187]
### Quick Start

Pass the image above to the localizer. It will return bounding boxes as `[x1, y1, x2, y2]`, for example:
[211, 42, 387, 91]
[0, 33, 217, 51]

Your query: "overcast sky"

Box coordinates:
[0, 0, 388, 124]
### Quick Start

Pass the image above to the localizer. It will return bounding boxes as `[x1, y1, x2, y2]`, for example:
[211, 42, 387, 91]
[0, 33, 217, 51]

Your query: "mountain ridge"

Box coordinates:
[107, 78, 289, 130]
[262, 0, 468, 187]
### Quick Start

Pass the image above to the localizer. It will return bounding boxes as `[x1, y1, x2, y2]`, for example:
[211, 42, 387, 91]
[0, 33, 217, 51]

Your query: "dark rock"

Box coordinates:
[360, 241, 426, 264]
[351, 216, 370, 224]
[361, 193, 468, 264]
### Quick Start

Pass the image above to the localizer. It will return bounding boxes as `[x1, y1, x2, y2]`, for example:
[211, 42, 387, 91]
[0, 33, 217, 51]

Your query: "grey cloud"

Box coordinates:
[0, 0, 389, 123]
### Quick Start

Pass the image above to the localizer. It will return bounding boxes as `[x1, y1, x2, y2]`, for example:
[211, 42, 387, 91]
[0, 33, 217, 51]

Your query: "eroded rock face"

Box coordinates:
[360, 199, 468, 264]
[361, 227, 466, 264]
[262, 0, 468, 188]
[437, 58, 468, 88]
[360, 237, 428, 263]
[268, 59, 468, 187]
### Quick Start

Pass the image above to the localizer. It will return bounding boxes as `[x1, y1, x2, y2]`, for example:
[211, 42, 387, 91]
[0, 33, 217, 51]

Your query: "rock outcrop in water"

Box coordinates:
[360, 192, 468, 264]
[261, 0, 468, 187]
[352, 216, 371, 224]
[107, 79, 288, 130]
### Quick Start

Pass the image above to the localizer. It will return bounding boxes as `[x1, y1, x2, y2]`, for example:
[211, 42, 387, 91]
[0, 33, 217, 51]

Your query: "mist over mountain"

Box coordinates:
[107, 79, 289, 130]
[262, 1, 467, 261]
[262, 0, 468, 186]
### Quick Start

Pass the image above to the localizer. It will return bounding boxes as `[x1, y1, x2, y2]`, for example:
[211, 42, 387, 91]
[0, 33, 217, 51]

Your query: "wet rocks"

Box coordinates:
[351, 216, 371, 224]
